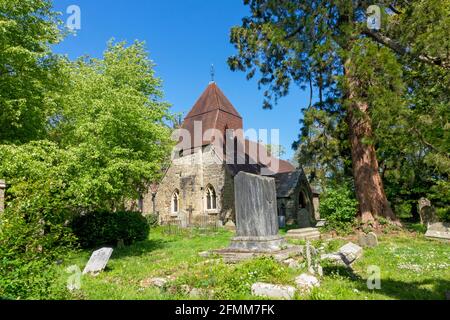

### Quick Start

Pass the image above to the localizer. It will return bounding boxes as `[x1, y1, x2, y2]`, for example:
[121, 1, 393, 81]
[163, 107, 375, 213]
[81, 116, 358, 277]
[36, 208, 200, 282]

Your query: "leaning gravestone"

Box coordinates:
[83, 247, 113, 275]
[228, 172, 285, 252]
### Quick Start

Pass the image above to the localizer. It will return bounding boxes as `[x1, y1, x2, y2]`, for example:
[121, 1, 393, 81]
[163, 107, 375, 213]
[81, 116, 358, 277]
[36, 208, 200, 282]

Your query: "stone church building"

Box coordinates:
[142, 82, 318, 228]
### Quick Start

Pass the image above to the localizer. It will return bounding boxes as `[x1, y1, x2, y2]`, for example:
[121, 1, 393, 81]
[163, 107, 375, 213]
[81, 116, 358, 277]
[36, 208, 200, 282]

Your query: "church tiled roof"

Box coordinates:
[273, 171, 302, 198]
[185, 82, 242, 119]
[180, 82, 243, 149]
[180, 82, 296, 176]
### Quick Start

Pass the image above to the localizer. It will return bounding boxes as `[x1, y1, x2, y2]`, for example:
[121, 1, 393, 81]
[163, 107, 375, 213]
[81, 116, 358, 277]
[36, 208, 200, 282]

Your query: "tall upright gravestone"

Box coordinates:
[228, 172, 286, 252]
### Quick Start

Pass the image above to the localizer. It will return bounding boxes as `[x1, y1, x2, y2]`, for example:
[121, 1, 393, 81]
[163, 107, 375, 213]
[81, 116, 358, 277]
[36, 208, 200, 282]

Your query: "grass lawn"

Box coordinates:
[58, 227, 450, 300]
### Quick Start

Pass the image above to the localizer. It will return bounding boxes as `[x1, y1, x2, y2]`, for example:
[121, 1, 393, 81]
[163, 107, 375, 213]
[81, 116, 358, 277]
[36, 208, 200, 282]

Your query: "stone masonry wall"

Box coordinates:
[144, 146, 234, 224]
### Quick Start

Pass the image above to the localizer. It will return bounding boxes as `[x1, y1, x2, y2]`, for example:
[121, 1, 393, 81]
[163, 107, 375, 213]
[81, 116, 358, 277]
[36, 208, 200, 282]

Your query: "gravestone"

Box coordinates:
[83, 247, 113, 275]
[211, 172, 303, 262]
[338, 242, 363, 265]
[228, 172, 285, 252]
[358, 232, 378, 248]
[418, 198, 436, 225]
[425, 222, 450, 241]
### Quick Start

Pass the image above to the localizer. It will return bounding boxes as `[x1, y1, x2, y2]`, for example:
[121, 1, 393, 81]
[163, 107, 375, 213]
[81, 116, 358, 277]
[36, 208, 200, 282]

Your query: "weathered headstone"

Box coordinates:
[425, 222, 450, 241]
[228, 172, 285, 252]
[83, 247, 113, 275]
[358, 232, 378, 248]
[418, 198, 437, 225]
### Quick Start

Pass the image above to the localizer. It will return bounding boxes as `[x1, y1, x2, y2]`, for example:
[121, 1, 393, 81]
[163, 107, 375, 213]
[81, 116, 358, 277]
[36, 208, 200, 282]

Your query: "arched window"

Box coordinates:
[206, 185, 217, 210]
[299, 191, 307, 209]
[171, 190, 180, 214]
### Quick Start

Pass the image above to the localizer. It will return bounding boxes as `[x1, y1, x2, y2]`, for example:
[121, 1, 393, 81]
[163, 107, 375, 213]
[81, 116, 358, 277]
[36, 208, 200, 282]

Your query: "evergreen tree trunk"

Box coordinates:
[344, 58, 398, 223]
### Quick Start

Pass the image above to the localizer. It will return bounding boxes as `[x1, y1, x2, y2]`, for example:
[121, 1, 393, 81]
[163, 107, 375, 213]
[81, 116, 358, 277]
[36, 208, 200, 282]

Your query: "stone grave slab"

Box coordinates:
[425, 222, 450, 241]
[83, 247, 113, 275]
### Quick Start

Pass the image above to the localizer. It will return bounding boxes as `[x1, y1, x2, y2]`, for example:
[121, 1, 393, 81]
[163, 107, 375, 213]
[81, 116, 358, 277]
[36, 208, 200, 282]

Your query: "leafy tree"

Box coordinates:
[0, 37, 174, 298]
[0, 0, 66, 144]
[228, 0, 449, 223]
[48, 41, 174, 210]
[319, 183, 358, 234]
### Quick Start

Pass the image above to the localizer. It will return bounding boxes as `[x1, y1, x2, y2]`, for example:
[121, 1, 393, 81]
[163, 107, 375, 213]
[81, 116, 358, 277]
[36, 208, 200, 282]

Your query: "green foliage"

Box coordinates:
[0, 0, 67, 144]
[0, 41, 173, 212]
[405, 223, 427, 234]
[394, 201, 413, 220]
[0, 6, 173, 299]
[71, 211, 150, 248]
[229, 0, 449, 223]
[178, 257, 290, 299]
[319, 185, 358, 234]
[48, 41, 174, 210]
[0, 208, 75, 299]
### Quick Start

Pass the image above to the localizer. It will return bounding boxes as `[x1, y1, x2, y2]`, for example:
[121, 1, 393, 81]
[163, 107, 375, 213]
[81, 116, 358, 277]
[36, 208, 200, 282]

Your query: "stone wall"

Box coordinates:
[145, 145, 234, 224]
[275, 172, 316, 227]
[0, 180, 5, 213]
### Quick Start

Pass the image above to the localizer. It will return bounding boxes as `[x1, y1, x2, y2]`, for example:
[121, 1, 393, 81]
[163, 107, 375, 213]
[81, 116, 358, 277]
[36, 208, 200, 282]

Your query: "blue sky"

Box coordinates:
[52, 0, 311, 160]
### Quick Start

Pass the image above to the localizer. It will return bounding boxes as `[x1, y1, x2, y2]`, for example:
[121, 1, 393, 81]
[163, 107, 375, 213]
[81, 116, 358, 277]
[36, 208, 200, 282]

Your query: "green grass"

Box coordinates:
[58, 228, 450, 300]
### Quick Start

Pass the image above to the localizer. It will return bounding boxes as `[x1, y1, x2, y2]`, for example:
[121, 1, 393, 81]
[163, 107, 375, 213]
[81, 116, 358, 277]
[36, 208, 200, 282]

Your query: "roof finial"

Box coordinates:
[210, 64, 215, 83]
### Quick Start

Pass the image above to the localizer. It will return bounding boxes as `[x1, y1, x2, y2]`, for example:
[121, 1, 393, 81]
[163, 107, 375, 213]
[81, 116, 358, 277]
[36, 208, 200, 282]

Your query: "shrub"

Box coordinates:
[71, 211, 149, 248]
[0, 209, 75, 300]
[436, 207, 450, 222]
[394, 201, 413, 220]
[319, 185, 358, 235]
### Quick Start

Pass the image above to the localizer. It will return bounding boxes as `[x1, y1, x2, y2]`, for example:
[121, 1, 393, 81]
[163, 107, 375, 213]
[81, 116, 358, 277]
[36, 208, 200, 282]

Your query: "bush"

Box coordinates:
[394, 201, 413, 220]
[319, 185, 358, 235]
[0, 209, 74, 300]
[71, 211, 150, 248]
[436, 207, 450, 222]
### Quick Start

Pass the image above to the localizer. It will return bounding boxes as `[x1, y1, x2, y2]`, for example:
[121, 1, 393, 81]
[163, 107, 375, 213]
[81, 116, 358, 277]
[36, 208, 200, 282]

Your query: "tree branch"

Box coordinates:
[362, 28, 450, 70]
[411, 127, 450, 158]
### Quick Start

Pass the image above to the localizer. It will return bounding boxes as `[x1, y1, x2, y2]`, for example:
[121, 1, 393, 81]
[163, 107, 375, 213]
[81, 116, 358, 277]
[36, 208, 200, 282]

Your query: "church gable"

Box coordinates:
[180, 82, 243, 150]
